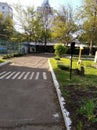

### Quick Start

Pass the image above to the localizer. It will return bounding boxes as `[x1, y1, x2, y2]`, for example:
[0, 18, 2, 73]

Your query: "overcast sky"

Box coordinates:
[0, 0, 82, 9]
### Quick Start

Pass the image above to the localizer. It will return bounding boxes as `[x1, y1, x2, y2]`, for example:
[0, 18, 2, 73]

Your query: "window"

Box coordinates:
[2, 6, 5, 9]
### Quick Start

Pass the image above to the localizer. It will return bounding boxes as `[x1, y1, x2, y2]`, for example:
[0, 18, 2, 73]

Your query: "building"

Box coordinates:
[37, 0, 54, 32]
[37, 0, 53, 16]
[0, 2, 13, 18]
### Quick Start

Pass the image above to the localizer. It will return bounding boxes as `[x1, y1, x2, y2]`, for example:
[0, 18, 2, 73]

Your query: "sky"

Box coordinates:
[0, 0, 82, 31]
[0, 0, 82, 10]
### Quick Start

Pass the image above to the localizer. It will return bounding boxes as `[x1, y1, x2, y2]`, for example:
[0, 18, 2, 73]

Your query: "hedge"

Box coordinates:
[35, 45, 97, 55]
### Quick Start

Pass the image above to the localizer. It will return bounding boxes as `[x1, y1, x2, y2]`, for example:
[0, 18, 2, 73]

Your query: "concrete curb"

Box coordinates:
[48, 59, 72, 130]
[0, 61, 10, 67]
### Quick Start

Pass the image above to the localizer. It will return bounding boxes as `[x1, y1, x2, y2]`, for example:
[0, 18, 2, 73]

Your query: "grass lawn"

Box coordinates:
[0, 58, 6, 63]
[50, 57, 97, 130]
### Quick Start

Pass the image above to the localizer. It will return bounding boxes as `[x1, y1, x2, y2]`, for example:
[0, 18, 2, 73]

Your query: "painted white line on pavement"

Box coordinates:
[17, 72, 26, 79]
[23, 72, 30, 80]
[43, 72, 47, 80]
[0, 71, 6, 76]
[6, 72, 16, 79]
[29, 72, 34, 80]
[12, 72, 21, 79]
[0, 71, 11, 79]
[35, 72, 39, 80]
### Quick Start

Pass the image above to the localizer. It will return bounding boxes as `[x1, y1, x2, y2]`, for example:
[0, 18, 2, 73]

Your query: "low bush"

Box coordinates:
[54, 57, 60, 60]
[2, 55, 8, 59]
[13, 53, 19, 57]
[54, 43, 67, 58]
[2, 53, 25, 59]
[58, 63, 70, 71]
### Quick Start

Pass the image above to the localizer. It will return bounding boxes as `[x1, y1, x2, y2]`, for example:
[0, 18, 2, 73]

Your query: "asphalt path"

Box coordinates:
[0, 54, 65, 130]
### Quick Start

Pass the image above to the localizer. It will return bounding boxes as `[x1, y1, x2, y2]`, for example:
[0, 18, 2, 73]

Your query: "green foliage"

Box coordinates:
[0, 58, 6, 63]
[0, 14, 14, 41]
[2, 53, 25, 59]
[2, 54, 10, 59]
[58, 62, 70, 71]
[78, 99, 96, 121]
[50, 57, 97, 86]
[50, 58, 97, 129]
[13, 3, 52, 45]
[54, 57, 60, 60]
[76, 0, 97, 47]
[54, 43, 66, 58]
[76, 121, 83, 130]
[52, 5, 77, 44]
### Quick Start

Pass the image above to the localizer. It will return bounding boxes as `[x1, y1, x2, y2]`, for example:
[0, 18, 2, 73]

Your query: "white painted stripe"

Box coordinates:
[12, 72, 21, 79]
[29, 72, 34, 80]
[0, 71, 11, 79]
[23, 72, 30, 79]
[0, 71, 6, 76]
[17, 72, 26, 79]
[6, 72, 16, 79]
[48, 60, 71, 130]
[43, 72, 47, 80]
[35, 72, 39, 80]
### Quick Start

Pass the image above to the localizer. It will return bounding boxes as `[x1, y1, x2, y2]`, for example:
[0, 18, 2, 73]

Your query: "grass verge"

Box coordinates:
[0, 58, 7, 63]
[50, 57, 97, 130]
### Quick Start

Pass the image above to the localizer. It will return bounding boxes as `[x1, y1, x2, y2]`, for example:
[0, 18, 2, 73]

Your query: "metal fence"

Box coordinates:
[0, 40, 19, 54]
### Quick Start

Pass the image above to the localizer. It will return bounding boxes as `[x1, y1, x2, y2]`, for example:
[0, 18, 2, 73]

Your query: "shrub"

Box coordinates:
[58, 63, 70, 71]
[13, 53, 19, 57]
[54, 43, 67, 58]
[54, 57, 60, 60]
[2, 52, 25, 59]
[2, 55, 8, 59]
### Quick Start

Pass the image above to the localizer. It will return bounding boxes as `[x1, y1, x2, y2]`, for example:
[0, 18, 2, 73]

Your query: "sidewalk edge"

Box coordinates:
[48, 59, 72, 130]
[0, 61, 10, 67]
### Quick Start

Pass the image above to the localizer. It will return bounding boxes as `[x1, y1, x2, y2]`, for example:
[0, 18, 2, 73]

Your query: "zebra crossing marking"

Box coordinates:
[17, 72, 26, 79]
[0, 71, 6, 76]
[23, 72, 30, 79]
[43, 72, 47, 80]
[0, 71, 48, 80]
[0, 71, 11, 79]
[35, 72, 39, 80]
[29, 72, 35, 80]
[6, 72, 16, 79]
[12, 72, 21, 79]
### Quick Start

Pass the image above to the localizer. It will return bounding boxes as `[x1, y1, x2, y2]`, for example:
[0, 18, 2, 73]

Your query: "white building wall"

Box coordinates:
[0, 2, 13, 18]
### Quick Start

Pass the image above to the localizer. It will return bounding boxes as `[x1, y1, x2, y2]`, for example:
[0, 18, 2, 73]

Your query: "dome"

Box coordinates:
[42, 0, 50, 8]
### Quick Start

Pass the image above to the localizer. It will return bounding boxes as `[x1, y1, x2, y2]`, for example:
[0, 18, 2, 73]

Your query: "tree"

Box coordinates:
[76, 0, 97, 55]
[4, 15, 15, 40]
[13, 3, 51, 46]
[37, 5, 53, 47]
[52, 5, 77, 45]
[13, 3, 36, 42]
[0, 13, 14, 41]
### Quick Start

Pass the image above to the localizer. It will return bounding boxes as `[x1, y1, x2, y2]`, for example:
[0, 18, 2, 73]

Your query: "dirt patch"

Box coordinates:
[64, 85, 97, 130]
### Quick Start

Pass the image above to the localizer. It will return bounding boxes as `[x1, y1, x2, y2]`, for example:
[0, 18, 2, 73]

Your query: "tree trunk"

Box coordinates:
[89, 38, 93, 56]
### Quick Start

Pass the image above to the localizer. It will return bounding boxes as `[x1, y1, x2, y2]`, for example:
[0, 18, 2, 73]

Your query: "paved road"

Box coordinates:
[0, 54, 65, 130]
